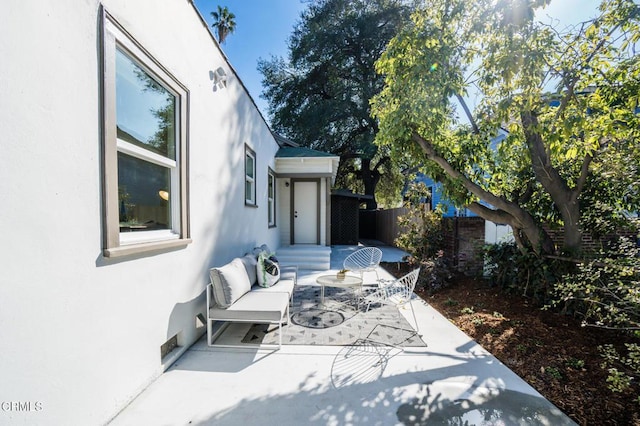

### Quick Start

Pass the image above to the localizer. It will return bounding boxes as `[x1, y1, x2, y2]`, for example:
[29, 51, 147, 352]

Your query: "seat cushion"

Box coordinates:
[209, 291, 289, 322]
[252, 277, 295, 298]
[209, 258, 252, 308]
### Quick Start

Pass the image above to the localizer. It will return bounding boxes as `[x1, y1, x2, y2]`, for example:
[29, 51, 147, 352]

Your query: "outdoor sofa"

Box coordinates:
[206, 245, 297, 349]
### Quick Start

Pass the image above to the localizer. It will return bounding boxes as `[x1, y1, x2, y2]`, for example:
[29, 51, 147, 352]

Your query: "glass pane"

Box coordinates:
[268, 174, 274, 197]
[116, 48, 176, 159]
[245, 154, 254, 179]
[118, 153, 171, 232]
[245, 180, 253, 203]
[268, 199, 273, 224]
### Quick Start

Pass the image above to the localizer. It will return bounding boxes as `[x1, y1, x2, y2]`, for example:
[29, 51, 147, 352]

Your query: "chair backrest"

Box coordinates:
[343, 247, 383, 272]
[394, 268, 421, 301]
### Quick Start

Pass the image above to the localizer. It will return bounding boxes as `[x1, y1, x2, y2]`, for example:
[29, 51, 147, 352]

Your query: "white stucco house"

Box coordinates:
[0, 1, 338, 424]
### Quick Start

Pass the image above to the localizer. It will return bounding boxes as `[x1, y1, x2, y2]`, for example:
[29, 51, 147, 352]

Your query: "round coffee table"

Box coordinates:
[316, 274, 363, 309]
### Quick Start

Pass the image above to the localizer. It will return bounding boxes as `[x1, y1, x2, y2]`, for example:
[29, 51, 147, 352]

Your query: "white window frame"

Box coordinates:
[268, 168, 276, 227]
[101, 9, 190, 257]
[245, 145, 256, 206]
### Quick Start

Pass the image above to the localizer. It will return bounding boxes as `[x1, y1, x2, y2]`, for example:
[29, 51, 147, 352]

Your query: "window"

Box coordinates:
[268, 169, 276, 227]
[101, 11, 190, 257]
[245, 145, 256, 206]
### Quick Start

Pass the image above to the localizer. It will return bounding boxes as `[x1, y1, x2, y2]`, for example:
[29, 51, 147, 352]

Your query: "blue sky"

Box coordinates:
[193, 0, 603, 120]
[193, 0, 307, 117]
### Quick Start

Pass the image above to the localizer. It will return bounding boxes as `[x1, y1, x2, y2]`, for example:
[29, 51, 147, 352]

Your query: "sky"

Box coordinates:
[193, 0, 307, 118]
[193, 0, 605, 122]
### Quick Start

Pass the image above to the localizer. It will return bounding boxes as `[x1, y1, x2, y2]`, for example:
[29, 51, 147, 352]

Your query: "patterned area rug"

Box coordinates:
[242, 285, 425, 347]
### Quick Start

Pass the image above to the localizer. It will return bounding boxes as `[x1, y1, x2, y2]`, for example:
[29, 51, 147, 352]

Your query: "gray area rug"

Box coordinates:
[242, 285, 425, 347]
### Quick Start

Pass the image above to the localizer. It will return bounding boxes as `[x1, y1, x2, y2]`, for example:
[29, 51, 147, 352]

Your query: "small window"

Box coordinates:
[245, 146, 256, 206]
[268, 169, 276, 227]
[101, 10, 190, 257]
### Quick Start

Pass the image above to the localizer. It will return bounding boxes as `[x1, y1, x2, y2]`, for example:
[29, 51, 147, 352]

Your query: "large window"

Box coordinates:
[245, 145, 256, 206]
[268, 169, 276, 227]
[102, 11, 190, 257]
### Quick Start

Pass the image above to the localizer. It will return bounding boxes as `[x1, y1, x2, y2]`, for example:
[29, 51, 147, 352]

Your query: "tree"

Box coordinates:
[258, 0, 412, 209]
[371, 0, 640, 255]
[211, 5, 236, 44]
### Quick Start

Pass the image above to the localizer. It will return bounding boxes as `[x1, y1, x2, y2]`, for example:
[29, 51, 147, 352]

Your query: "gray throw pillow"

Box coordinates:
[239, 254, 258, 285]
[209, 258, 252, 308]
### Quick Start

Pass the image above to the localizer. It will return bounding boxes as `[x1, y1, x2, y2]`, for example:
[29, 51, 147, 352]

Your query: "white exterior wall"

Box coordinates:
[485, 221, 515, 245]
[0, 1, 280, 424]
[275, 157, 338, 246]
[275, 157, 338, 175]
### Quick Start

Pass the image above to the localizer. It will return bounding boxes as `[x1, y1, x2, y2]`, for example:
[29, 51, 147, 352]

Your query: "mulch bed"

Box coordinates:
[381, 261, 640, 426]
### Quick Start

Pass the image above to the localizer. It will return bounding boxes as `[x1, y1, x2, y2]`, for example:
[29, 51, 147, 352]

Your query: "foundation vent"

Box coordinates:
[160, 334, 179, 360]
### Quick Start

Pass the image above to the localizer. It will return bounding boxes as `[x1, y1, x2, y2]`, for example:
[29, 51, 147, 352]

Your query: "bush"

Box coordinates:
[395, 182, 450, 292]
[552, 237, 640, 330]
[395, 182, 444, 260]
[551, 236, 640, 402]
[407, 250, 453, 293]
[482, 242, 569, 303]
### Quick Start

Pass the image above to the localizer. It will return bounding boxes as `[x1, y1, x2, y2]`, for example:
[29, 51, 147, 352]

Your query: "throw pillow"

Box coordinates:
[239, 254, 258, 285]
[256, 251, 280, 287]
[209, 258, 252, 308]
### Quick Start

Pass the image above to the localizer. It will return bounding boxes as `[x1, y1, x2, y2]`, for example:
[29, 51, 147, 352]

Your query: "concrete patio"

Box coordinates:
[110, 244, 576, 425]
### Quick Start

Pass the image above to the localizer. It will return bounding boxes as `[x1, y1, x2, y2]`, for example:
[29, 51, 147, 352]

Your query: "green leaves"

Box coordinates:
[372, 0, 640, 253]
[260, 0, 412, 208]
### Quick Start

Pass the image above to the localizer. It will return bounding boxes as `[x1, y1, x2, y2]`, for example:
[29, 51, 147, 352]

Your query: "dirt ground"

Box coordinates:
[381, 262, 640, 426]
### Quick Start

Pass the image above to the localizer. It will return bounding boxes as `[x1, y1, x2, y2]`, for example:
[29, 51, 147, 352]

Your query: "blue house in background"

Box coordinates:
[414, 129, 508, 218]
[414, 172, 476, 217]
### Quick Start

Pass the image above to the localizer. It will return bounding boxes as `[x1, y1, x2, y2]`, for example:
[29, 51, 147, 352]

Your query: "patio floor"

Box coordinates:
[110, 243, 576, 425]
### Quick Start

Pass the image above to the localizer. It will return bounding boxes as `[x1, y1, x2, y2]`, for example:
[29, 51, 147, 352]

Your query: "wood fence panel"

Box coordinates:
[373, 207, 408, 246]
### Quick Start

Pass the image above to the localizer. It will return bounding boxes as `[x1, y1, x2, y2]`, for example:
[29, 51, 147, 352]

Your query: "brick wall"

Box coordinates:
[441, 217, 485, 275]
[544, 226, 637, 253]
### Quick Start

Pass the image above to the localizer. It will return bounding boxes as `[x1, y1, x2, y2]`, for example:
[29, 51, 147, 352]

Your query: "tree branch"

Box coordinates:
[455, 93, 480, 134]
[521, 110, 572, 202]
[411, 131, 522, 221]
[572, 152, 593, 203]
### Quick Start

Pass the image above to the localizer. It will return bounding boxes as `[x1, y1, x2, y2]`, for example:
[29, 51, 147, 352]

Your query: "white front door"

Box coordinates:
[293, 180, 318, 244]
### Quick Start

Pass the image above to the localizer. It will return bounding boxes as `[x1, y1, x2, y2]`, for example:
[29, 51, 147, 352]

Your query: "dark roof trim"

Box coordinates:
[276, 146, 337, 158]
[275, 172, 334, 178]
[272, 133, 300, 148]
[331, 189, 374, 200]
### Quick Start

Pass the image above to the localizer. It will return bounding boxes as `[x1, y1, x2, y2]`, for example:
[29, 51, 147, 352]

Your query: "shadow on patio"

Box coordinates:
[110, 243, 576, 425]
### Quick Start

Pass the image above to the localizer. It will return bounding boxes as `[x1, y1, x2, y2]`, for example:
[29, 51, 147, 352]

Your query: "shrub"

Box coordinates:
[552, 237, 640, 331]
[396, 182, 450, 292]
[551, 237, 640, 401]
[482, 242, 570, 303]
[395, 182, 444, 260]
[599, 343, 640, 397]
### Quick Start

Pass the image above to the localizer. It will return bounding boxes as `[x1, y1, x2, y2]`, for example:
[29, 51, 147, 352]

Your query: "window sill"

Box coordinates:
[104, 238, 192, 258]
[245, 203, 259, 208]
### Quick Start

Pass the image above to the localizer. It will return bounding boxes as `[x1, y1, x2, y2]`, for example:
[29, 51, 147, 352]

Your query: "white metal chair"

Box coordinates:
[343, 247, 383, 284]
[364, 268, 421, 335]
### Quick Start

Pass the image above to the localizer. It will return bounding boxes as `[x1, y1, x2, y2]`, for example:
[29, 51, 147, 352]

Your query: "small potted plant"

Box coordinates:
[336, 268, 348, 280]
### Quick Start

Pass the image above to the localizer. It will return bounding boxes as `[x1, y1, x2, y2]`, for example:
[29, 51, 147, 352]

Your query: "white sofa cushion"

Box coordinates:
[209, 291, 289, 322]
[210, 258, 252, 308]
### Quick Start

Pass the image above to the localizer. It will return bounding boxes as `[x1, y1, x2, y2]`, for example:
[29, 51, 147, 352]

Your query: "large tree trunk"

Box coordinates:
[412, 131, 556, 255]
[361, 158, 379, 210]
[521, 111, 586, 254]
